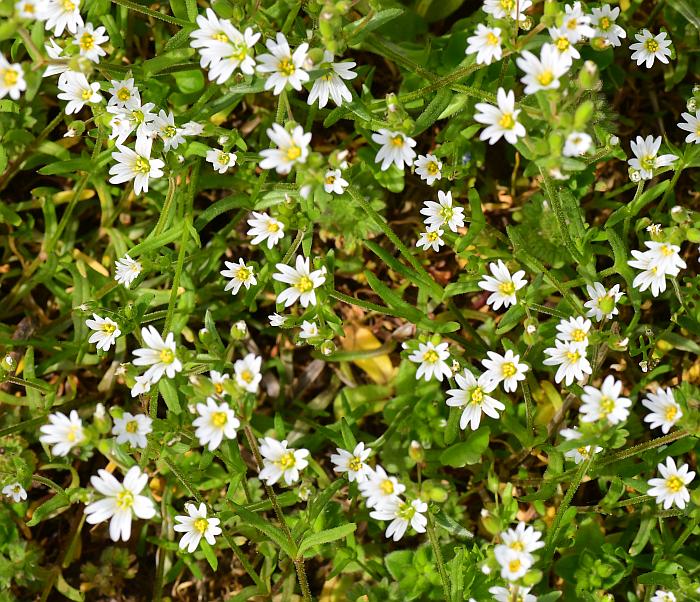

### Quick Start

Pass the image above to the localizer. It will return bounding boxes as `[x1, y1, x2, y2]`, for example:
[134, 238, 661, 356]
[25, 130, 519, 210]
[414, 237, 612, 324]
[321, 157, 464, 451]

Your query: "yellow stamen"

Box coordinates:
[211, 411, 228, 427]
[502, 362, 516, 377]
[116, 490, 134, 509]
[295, 275, 313, 293]
[537, 70, 554, 86]
[159, 348, 175, 364]
[194, 517, 209, 533]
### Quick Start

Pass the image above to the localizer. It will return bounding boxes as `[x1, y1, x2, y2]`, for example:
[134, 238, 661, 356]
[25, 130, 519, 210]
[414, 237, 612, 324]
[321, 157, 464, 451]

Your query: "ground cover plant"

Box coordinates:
[0, 0, 699, 599]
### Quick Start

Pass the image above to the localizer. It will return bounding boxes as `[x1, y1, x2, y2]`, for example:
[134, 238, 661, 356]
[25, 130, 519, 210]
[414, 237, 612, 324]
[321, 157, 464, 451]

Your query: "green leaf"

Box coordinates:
[159, 378, 182, 414]
[345, 8, 404, 42]
[26, 492, 71, 526]
[200, 539, 218, 571]
[340, 417, 357, 450]
[433, 511, 473, 539]
[56, 573, 84, 601]
[298, 523, 357, 556]
[439, 427, 490, 467]
[229, 502, 297, 559]
[413, 89, 451, 135]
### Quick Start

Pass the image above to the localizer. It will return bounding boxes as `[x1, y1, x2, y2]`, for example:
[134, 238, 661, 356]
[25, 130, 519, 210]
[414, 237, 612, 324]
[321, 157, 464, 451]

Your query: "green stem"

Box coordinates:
[623, 181, 644, 240]
[521, 379, 534, 435]
[598, 430, 692, 467]
[670, 515, 699, 554]
[109, 0, 189, 25]
[427, 514, 450, 602]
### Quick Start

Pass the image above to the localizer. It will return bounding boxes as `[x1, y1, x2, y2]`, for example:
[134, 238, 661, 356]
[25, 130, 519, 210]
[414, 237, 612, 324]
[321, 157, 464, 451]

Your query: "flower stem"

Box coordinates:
[427, 514, 450, 602]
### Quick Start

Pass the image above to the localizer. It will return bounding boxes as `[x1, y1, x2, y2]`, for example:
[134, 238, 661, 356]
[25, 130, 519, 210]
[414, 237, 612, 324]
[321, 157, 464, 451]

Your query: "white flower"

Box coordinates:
[494, 546, 533, 581]
[584, 282, 624, 321]
[74, 23, 108, 63]
[221, 258, 257, 295]
[109, 136, 165, 195]
[642, 387, 682, 434]
[181, 120, 204, 137]
[370, 498, 427, 541]
[590, 5, 626, 47]
[41, 0, 84, 36]
[580, 375, 632, 425]
[39, 410, 84, 456]
[330, 442, 372, 482]
[678, 111, 700, 144]
[482, 0, 532, 21]
[193, 398, 240, 451]
[299, 320, 319, 339]
[628, 135, 678, 180]
[206, 148, 236, 173]
[478, 259, 527, 310]
[247, 211, 285, 248]
[323, 169, 349, 194]
[132, 325, 182, 383]
[112, 412, 152, 449]
[563, 132, 592, 156]
[466, 25, 503, 65]
[408, 341, 452, 382]
[651, 591, 676, 602]
[43, 38, 69, 78]
[501, 522, 544, 555]
[420, 190, 465, 232]
[85, 314, 121, 351]
[107, 77, 140, 107]
[209, 370, 230, 397]
[308, 50, 357, 108]
[516, 44, 570, 95]
[15, 0, 41, 19]
[0, 55, 27, 100]
[489, 585, 537, 602]
[647, 456, 695, 510]
[256, 32, 309, 95]
[549, 27, 581, 65]
[174, 502, 222, 553]
[481, 350, 528, 392]
[2, 482, 27, 502]
[153, 110, 185, 151]
[474, 88, 526, 146]
[269, 313, 286, 327]
[114, 253, 142, 287]
[446, 369, 505, 431]
[560, 427, 602, 464]
[359, 465, 405, 508]
[628, 241, 685, 297]
[259, 123, 311, 175]
[561, 2, 594, 42]
[630, 29, 672, 68]
[56, 71, 102, 114]
[106, 100, 157, 145]
[84, 467, 156, 542]
[543, 340, 591, 386]
[416, 228, 445, 252]
[555, 316, 591, 346]
[234, 353, 262, 393]
[130, 373, 153, 397]
[371, 129, 417, 172]
[273, 255, 326, 308]
[258, 437, 310, 486]
[414, 154, 442, 185]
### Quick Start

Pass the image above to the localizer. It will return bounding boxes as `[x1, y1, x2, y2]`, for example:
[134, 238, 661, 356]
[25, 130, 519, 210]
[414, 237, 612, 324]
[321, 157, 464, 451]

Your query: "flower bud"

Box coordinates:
[408, 440, 424, 462]
[230, 321, 247, 340]
[320, 340, 336, 356]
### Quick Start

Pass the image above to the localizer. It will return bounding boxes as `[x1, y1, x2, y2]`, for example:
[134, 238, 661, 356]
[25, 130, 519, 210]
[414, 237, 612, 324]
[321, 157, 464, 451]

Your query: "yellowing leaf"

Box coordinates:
[340, 326, 395, 385]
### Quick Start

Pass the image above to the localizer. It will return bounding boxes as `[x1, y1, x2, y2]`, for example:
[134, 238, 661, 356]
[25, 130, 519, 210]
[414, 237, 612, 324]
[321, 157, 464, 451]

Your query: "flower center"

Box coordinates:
[659, 244, 674, 257]
[486, 32, 499, 46]
[212, 32, 229, 43]
[599, 16, 611, 30]
[62, 0, 75, 11]
[240, 369, 254, 383]
[159, 348, 175, 364]
[218, 152, 230, 165]
[665, 405, 677, 421]
[499, 112, 515, 129]
[211, 411, 228, 427]
[163, 125, 177, 138]
[640, 154, 656, 171]
[508, 558, 522, 573]
[426, 161, 439, 175]
[566, 351, 580, 363]
[81, 88, 93, 101]
[134, 156, 151, 174]
[125, 420, 139, 433]
[24, 2, 35, 13]
[268, 221, 280, 232]
[500, 0, 514, 12]
[325, 175, 336, 185]
[116, 490, 134, 510]
[79, 32, 94, 51]
[380, 479, 394, 495]
[278, 451, 296, 469]
[509, 541, 524, 552]
[131, 109, 144, 124]
[599, 396, 615, 417]
[537, 70, 554, 86]
[423, 349, 439, 364]
[278, 58, 296, 76]
[502, 362, 517, 378]
[117, 87, 131, 101]
[295, 275, 314, 293]
[286, 145, 301, 161]
[439, 205, 454, 220]
[194, 517, 209, 533]
[101, 322, 117, 334]
[396, 502, 416, 521]
[571, 328, 586, 343]
[348, 456, 363, 472]
[567, 17, 578, 30]
[67, 426, 79, 442]
[390, 134, 404, 147]
[577, 446, 590, 457]
[214, 383, 224, 394]
[666, 475, 684, 492]
[499, 281, 515, 295]
[231, 44, 248, 62]
[556, 36, 570, 52]
[236, 266, 250, 281]
[427, 231, 439, 242]
[470, 386, 484, 405]
[644, 38, 659, 53]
